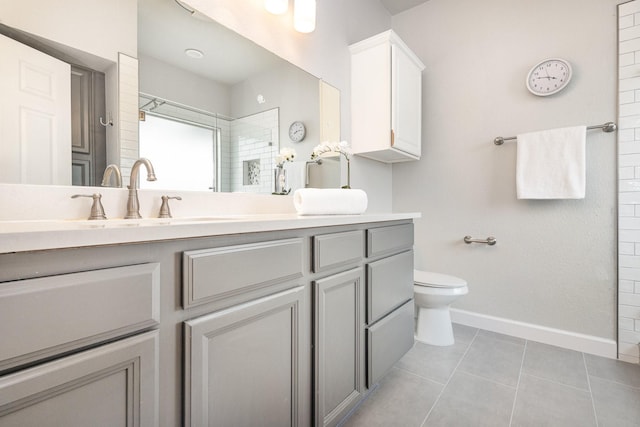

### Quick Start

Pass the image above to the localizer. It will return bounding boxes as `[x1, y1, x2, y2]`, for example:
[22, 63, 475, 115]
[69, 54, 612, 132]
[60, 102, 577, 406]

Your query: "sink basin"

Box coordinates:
[62, 216, 244, 228]
[164, 216, 244, 223]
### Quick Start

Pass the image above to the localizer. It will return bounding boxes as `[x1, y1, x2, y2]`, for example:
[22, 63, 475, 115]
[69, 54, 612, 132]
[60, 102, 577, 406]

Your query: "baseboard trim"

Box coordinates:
[450, 308, 617, 359]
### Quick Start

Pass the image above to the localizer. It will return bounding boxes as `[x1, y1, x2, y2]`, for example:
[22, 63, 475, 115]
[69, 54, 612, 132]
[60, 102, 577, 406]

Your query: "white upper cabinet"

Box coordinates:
[350, 30, 425, 163]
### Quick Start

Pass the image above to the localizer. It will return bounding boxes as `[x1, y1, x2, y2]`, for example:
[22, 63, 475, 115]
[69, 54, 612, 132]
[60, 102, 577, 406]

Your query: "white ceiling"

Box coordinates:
[138, 0, 282, 85]
[379, 0, 431, 15]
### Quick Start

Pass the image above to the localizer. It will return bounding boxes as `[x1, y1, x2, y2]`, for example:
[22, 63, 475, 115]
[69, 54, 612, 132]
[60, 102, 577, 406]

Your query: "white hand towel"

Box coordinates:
[293, 188, 368, 215]
[516, 126, 586, 199]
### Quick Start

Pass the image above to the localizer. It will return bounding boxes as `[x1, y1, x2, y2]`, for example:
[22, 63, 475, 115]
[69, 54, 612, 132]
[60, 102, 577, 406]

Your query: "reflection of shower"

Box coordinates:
[139, 92, 232, 128]
[139, 97, 166, 112]
[149, 99, 165, 111]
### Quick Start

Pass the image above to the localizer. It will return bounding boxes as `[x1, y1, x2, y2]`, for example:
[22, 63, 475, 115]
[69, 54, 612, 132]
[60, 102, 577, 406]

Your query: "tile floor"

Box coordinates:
[343, 324, 640, 427]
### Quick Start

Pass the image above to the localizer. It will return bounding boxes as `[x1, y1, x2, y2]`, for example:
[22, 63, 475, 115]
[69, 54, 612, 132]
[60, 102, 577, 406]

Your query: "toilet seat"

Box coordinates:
[414, 270, 467, 288]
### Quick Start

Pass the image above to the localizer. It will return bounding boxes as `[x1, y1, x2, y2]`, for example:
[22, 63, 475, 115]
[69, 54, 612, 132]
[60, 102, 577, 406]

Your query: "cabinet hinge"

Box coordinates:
[391, 129, 395, 146]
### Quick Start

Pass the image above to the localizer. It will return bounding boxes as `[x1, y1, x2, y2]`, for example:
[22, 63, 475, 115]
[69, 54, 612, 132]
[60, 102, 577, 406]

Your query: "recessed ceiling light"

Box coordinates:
[184, 48, 204, 59]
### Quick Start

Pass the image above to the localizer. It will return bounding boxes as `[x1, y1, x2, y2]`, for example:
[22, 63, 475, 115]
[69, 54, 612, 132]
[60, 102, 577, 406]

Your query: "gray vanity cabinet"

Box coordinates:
[365, 224, 415, 387]
[312, 230, 365, 427]
[182, 237, 309, 427]
[0, 263, 160, 426]
[0, 218, 415, 427]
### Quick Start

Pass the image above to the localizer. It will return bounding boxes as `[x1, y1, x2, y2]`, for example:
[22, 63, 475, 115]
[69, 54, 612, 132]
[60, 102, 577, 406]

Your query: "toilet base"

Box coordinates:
[415, 306, 454, 346]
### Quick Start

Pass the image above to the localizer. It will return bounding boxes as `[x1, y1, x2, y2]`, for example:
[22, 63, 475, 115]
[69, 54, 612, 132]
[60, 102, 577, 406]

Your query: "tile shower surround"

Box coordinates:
[227, 109, 278, 194]
[618, 1, 640, 364]
[344, 324, 640, 427]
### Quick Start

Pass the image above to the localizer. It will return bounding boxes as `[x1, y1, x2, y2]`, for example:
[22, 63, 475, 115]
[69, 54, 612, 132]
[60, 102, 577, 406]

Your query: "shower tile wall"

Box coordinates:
[618, 0, 640, 364]
[228, 109, 279, 194]
[218, 120, 231, 192]
[118, 53, 140, 184]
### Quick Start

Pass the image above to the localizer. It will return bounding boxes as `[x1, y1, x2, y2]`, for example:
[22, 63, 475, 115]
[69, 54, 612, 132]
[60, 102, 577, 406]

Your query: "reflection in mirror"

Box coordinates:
[138, 0, 331, 194]
[0, 0, 340, 192]
[0, 24, 110, 187]
[138, 93, 278, 193]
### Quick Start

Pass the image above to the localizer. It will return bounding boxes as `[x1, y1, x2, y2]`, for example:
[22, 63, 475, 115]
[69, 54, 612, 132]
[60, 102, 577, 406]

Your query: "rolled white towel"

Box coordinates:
[293, 188, 368, 215]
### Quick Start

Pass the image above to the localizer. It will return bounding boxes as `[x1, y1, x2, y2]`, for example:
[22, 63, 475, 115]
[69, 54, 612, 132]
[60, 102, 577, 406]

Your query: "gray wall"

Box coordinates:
[139, 54, 232, 117]
[230, 60, 320, 159]
[391, 0, 618, 339]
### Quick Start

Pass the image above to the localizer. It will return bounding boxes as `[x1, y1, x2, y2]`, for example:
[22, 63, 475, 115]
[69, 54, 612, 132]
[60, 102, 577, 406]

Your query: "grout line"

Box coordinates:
[586, 374, 640, 391]
[454, 369, 519, 390]
[394, 365, 448, 386]
[508, 340, 527, 427]
[418, 328, 480, 427]
[583, 352, 600, 427]
[522, 372, 593, 393]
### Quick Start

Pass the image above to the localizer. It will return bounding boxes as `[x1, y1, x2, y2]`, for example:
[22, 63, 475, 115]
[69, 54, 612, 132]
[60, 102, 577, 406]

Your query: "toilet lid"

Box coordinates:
[414, 270, 467, 288]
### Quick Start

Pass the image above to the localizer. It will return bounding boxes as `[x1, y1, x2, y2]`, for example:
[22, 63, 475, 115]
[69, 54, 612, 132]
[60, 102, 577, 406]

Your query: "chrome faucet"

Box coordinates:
[101, 164, 122, 188]
[125, 158, 157, 219]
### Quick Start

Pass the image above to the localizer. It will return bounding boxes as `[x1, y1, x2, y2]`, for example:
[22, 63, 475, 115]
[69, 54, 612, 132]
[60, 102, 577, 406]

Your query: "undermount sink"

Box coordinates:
[65, 216, 244, 228]
[159, 216, 244, 224]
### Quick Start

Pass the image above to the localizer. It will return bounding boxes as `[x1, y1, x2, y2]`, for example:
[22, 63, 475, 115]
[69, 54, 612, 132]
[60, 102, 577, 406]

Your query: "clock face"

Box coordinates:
[289, 121, 306, 142]
[526, 58, 572, 96]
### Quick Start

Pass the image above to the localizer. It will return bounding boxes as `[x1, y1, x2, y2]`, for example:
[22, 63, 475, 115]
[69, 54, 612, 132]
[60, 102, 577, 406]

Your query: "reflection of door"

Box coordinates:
[70, 65, 106, 186]
[0, 33, 71, 185]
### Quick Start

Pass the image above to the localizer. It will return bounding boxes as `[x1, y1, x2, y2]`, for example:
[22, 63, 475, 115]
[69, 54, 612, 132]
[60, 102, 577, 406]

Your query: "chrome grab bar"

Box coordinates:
[464, 235, 497, 246]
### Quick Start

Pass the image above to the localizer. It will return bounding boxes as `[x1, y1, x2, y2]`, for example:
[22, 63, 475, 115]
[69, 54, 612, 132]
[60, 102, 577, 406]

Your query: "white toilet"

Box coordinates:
[414, 269, 468, 346]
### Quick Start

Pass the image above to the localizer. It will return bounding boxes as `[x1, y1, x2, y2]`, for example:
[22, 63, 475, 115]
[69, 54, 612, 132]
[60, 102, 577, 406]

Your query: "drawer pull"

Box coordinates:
[464, 235, 496, 246]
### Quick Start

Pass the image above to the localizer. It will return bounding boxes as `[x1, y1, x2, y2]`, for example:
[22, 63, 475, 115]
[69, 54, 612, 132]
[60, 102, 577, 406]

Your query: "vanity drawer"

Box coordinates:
[366, 224, 414, 258]
[313, 230, 364, 273]
[183, 238, 304, 309]
[367, 250, 414, 323]
[0, 263, 160, 373]
[367, 300, 414, 388]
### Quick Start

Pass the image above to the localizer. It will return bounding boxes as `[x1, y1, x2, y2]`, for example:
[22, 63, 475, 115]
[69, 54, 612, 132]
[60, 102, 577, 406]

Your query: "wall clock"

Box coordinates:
[526, 58, 572, 96]
[288, 121, 306, 142]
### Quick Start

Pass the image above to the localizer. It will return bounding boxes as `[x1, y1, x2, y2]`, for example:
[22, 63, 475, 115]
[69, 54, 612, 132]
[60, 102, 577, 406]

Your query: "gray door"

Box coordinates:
[71, 65, 106, 186]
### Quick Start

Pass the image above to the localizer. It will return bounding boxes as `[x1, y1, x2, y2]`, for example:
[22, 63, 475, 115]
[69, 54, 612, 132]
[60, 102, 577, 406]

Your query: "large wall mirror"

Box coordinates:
[0, 0, 340, 194]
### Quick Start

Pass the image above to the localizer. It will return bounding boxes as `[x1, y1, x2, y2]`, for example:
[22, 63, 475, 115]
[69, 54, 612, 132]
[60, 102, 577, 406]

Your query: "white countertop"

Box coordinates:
[0, 213, 420, 254]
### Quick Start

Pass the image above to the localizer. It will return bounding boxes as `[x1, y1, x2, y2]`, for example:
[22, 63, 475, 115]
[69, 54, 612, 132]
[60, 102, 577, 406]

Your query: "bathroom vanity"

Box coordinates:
[0, 214, 416, 426]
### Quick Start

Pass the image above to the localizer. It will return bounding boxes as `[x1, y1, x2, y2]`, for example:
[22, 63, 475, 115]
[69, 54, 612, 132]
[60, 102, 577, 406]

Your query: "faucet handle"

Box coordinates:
[158, 195, 182, 218]
[72, 193, 107, 220]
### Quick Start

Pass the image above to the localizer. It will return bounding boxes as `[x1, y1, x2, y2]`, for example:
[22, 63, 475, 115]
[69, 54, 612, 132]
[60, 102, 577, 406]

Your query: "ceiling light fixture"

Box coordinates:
[184, 48, 204, 59]
[264, 0, 288, 15]
[293, 0, 316, 33]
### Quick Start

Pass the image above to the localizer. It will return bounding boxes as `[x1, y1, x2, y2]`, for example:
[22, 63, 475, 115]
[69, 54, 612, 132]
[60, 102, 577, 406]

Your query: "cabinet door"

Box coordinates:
[391, 43, 423, 158]
[314, 268, 365, 427]
[184, 286, 307, 427]
[0, 331, 158, 427]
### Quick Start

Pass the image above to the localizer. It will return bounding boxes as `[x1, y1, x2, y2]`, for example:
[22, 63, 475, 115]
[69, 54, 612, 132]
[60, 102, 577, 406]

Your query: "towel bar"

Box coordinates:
[493, 122, 617, 145]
